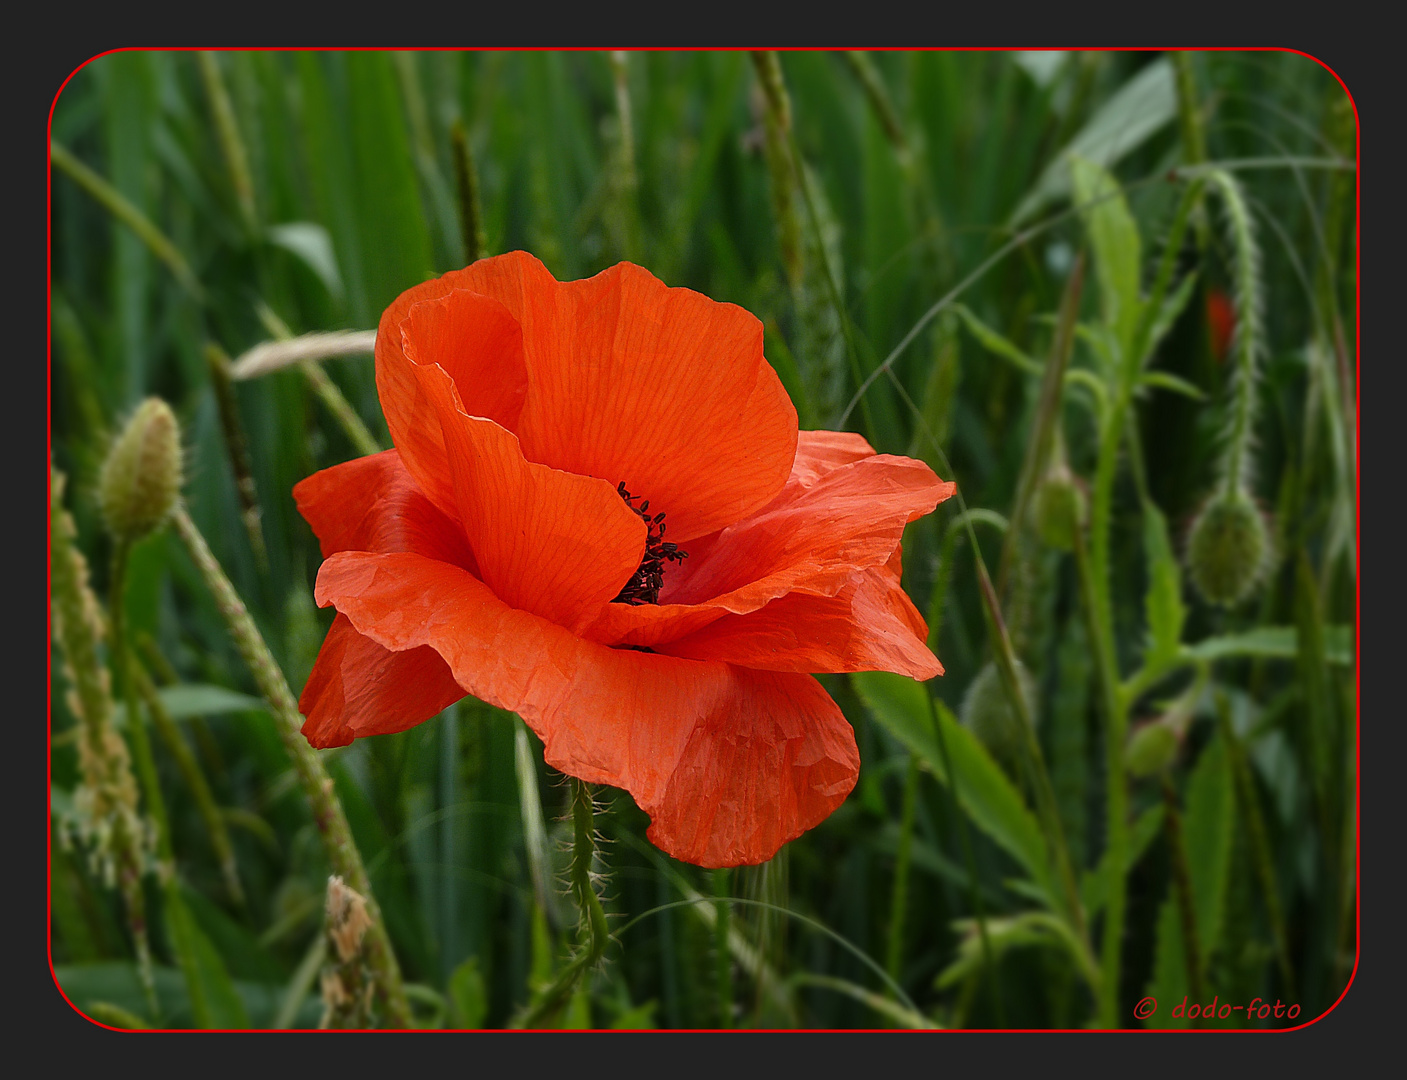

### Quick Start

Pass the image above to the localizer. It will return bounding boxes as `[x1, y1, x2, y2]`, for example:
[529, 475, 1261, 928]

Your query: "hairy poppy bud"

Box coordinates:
[1125, 719, 1178, 778]
[960, 660, 1039, 772]
[99, 398, 182, 544]
[1032, 462, 1085, 552]
[1185, 490, 1271, 607]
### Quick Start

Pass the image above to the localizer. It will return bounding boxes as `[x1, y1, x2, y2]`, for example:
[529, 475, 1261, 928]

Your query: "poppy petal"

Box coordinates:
[314, 551, 857, 866]
[292, 448, 477, 571]
[582, 450, 953, 648]
[508, 260, 799, 542]
[376, 265, 539, 519]
[656, 566, 941, 679]
[410, 361, 646, 634]
[299, 613, 466, 748]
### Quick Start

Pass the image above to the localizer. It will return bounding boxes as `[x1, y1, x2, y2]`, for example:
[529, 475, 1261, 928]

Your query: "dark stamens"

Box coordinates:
[612, 483, 688, 606]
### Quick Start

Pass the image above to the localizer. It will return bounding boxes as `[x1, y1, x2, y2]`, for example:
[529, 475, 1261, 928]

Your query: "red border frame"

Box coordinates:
[45, 45, 1361, 1035]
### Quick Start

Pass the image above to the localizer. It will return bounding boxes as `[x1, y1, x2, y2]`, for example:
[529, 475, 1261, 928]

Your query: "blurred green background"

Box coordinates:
[48, 49, 1356, 1029]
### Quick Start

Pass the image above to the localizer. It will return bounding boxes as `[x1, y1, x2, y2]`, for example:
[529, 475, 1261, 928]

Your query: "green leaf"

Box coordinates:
[1144, 270, 1200, 360]
[447, 956, 488, 1029]
[163, 885, 251, 1029]
[157, 684, 266, 719]
[1139, 370, 1207, 401]
[952, 303, 1042, 376]
[1143, 735, 1235, 1028]
[1081, 803, 1165, 918]
[852, 672, 1051, 902]
[267, 221, 344, 299]
[1069, 155, 1143, 350]
[1143, 503, 1186, 669]
[1011, 59, 1176, 225]
[610, 1000, 660, 1030]
[1181, 626, 1353, 666]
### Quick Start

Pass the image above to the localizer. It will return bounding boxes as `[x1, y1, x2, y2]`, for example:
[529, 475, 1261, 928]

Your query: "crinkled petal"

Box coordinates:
[376, 270, 536, 520]
[657, 565, 941, 679]
[314, 551, 858, 866]
[582, 435, 954, 648]
[409, 361, 644, 634]
[299, 613, 466, 748]
[292, 448, 476, 571]
[493, 257, 798, 542]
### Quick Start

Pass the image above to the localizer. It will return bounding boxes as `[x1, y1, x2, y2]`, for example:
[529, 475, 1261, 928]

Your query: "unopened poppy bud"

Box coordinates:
[959, 660, 1039, 772]
[1185, 490, 1271, 607]
[1032, 463, 1085, 552]
[99, 398, 182, 544]
[1125, 719, 1178, 778]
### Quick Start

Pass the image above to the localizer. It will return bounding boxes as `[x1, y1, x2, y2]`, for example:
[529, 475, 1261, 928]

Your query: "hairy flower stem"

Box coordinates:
[170, 505, 410, 1028]
[1079, 179, 1207, 1028]
[515, 779, 610, 1028]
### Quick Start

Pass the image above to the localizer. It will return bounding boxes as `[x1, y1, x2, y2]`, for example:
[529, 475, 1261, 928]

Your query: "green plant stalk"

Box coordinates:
[926, 691, 1004, 1028]
[197, 52, 257, 229]
[299, 360, 383, 458]
[975, 561, 1087, 949]
[111, 540, 232, 1027]
[50, 141, 204, 301]
[1172, 52, 1210, 252]
[514, 779, 610, 1028]
[751, 49, 879, 447]
[749, 51, 802, 286]
[253, 307, 384, 459]
[884, 753, 921, 991]
[608, 51, 642, 263]
[169, 505, 410, 1028]
[842, 52, 910, 159]
[204, 343, 268, 571]
[1071, 518, 1127, 1028]
[51, 469, 158, 1019]
[1089, 176, 1204, 620]
[713, 868, 733, 1028]
[108, 543, 170, 863]
[450, 120, 486, 264]
[1159, 775, 1205, 1014]
[1215, 692, 1296, 998]
[997, 252, 1084, 599]
[130, 656, 245, 907]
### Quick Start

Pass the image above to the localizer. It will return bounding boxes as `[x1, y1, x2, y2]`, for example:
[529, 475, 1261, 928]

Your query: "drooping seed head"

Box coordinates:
[1124, 719, 1179, 778]
[99, 397, 183, 545]
[1185, 490, 1272, 607]
[1032, 461, 1086, 552]
[959, 660, 1039, 775]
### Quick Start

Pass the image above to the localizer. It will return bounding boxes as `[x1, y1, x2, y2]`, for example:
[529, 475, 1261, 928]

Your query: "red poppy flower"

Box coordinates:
[1206, 286, 1236, 362]
[294, 252, 954, 867]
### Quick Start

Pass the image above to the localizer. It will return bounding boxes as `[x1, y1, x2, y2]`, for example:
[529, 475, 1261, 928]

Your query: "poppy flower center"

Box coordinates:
[612, 482, 687, 605]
